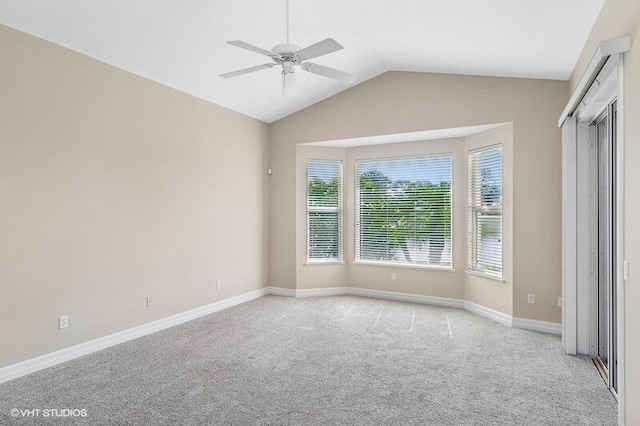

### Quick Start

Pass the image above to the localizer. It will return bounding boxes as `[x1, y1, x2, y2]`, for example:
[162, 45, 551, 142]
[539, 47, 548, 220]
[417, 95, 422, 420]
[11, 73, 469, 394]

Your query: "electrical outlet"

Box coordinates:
[558, 297, 563, 307]
[527, 294, 535, 304]
[58, 315, 69, 329]
[146, 296, 153, 308]
[391, 273, 396, 281]
[216, 280, 222, 290]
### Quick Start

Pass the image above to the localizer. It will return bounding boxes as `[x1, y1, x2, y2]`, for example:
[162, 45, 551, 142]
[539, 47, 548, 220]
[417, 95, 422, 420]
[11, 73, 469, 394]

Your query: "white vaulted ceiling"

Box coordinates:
[0, 0, 604, 123]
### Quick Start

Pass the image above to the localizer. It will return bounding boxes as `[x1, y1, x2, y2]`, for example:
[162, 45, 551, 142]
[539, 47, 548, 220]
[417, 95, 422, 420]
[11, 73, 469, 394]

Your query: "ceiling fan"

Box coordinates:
[219, 0, 355, 97]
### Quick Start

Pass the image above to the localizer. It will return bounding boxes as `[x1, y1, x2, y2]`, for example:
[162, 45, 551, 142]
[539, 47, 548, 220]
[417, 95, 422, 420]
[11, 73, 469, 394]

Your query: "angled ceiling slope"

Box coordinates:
[0, 0, 605, 123]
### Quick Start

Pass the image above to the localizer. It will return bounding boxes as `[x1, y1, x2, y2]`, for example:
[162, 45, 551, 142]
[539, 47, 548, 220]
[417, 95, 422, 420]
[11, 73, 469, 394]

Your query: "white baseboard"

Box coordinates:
[265, 286, 297, 297]
[297, 287, 347, 297]
[269, 286, 561, 336]
[346, 287, 464, 309]
[512, 317, 562, 335]
[464, 301, 513, 327]
[266, 286, 347, 297]
[266, 286, 463, 308]
[0, 288, 267, 385]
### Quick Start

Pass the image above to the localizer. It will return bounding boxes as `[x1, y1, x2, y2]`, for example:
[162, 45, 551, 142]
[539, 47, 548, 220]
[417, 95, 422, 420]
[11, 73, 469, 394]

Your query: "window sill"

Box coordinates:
[304, 260, 345, 266]
[466, 269, 505, 283]
[353, 260, 454, 272]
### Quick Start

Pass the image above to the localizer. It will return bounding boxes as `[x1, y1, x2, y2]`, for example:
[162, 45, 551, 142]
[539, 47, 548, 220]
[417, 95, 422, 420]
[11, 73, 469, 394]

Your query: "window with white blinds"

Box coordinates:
[355, 155, 453, 267]
[468, 145, 503, 278]
[307, 160, 342, 261]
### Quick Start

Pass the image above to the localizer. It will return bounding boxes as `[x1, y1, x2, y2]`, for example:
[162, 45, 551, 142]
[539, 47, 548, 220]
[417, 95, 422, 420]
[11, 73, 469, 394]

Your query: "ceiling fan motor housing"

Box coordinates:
[272, 43, 302, 61]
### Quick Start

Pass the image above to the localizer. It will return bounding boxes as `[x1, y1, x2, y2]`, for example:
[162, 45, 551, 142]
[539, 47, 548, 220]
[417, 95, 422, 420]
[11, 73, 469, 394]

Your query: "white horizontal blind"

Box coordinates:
[307, 160, 342, 261]
[468, 146, 503, 277]
[355, 155, 453, 267]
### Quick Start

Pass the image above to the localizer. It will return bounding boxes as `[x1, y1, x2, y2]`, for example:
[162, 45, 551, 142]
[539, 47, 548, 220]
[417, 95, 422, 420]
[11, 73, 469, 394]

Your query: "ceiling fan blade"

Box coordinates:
[219, 63, 275, 79]
[303, 62, 355, 83]
[295, 38, 343, 61]
[227, 40, 276, 57]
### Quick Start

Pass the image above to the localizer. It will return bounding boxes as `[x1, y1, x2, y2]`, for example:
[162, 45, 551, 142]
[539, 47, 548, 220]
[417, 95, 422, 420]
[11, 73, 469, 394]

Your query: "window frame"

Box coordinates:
[467, 144, 504, 280]
[354, 153, 454, 270]
[306, 159, 344, 264]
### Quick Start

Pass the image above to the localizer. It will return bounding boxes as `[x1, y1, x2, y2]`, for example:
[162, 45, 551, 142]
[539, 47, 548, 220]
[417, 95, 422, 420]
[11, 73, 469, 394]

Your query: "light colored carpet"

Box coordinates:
[0, 295, 617, 425]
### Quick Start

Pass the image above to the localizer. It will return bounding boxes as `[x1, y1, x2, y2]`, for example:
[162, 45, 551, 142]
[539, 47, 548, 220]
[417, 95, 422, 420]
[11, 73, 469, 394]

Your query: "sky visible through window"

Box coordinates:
[358, 156, 451, 184]
[309, 156, 455, 185]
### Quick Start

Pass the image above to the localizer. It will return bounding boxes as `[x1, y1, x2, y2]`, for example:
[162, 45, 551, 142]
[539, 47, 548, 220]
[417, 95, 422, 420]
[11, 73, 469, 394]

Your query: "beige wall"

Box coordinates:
[568, 1, 640, 423]
[0, 25, 270, 368]
[464, 125, 514, 315]
[271, 71, 566, 323]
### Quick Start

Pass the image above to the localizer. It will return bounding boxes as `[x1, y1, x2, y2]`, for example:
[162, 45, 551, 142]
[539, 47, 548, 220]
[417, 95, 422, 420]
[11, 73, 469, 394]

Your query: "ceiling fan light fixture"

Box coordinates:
[282, 67, 297, 97]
